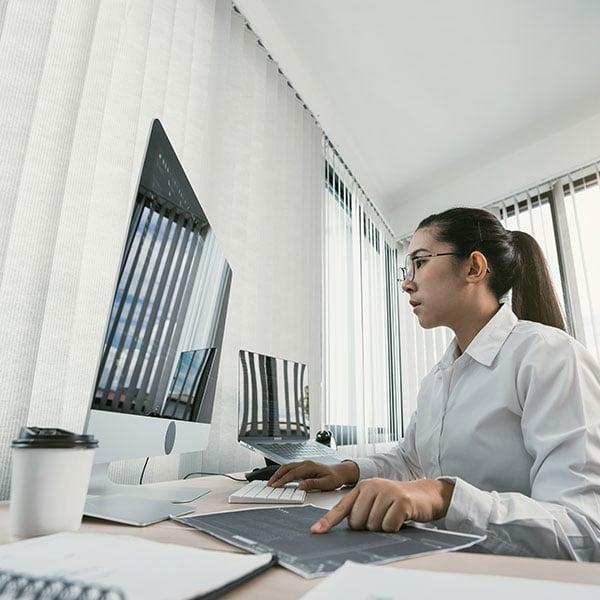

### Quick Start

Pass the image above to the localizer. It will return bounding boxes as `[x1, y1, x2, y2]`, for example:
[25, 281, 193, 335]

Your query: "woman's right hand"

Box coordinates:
[267, 460, 359, 491]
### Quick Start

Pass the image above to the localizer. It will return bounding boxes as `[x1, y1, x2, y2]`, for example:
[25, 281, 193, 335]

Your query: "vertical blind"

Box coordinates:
[486, 161, 600, 362]
[0, 0, 324, 498]
[561, 164, 600, 359]
[322, 143, 403, 455]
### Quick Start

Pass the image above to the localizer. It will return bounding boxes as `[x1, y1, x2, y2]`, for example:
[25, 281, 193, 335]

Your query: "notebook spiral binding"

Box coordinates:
[0, 570, 125, 600]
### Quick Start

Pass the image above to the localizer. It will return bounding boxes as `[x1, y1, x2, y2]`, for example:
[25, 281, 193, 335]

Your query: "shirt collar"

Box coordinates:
[439, 303, 518, 368]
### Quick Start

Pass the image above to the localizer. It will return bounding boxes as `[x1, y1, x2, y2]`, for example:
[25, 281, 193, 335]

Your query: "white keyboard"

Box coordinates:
[228, 480, 306, 504]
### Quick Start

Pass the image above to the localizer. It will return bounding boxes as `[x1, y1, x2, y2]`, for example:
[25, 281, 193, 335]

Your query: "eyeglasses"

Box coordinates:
[399, 252, 463, 282]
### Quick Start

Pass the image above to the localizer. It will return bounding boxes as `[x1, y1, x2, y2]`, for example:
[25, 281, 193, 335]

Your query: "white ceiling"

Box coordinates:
[235, 0, 600, 233]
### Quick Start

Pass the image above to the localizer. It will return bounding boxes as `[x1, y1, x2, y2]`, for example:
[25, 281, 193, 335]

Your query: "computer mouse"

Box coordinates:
[245, 464, 281, 481]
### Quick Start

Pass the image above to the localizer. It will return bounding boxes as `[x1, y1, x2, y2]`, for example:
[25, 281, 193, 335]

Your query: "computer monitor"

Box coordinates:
[84, 119, 232, 504]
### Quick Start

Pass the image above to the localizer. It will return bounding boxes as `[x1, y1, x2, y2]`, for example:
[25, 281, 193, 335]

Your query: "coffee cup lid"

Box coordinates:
[11, 427, 99, 449]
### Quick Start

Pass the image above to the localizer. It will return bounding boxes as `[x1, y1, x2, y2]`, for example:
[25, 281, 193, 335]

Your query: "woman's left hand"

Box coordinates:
[311, 477, 455, 534]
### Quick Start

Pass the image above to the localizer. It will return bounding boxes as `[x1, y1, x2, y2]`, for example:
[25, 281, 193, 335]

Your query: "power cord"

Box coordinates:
[140, 457, 247, 484]
[184, 471, 247, 482]
[140, 456, 150, 485]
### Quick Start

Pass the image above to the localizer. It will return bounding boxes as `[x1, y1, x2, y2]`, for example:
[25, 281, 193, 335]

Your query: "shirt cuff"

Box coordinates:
[350, 457, 379, 480]
[438, 476, 494, 535]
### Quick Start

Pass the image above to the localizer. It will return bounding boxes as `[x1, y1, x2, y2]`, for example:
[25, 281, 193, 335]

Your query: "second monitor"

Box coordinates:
[237, 350, 339, 465]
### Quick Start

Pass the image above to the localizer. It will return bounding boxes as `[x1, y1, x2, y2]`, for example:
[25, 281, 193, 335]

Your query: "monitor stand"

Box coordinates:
[84, 463, 210, 526]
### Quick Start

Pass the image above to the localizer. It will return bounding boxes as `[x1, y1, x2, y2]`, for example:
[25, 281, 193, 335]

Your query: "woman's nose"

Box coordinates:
[401, 278, 414, 293]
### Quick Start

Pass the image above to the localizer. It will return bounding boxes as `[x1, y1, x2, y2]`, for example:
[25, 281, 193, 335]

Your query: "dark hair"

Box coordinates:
[417, 207, 566, 331]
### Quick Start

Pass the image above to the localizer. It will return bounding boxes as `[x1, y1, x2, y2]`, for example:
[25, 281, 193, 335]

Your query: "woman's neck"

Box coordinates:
[453, 300, 501, 354]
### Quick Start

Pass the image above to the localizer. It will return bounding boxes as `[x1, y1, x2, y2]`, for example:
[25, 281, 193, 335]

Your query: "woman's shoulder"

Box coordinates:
[508, 319, 600, 410]
[510, 318, 593, 361]
[513, 318, 570, 339]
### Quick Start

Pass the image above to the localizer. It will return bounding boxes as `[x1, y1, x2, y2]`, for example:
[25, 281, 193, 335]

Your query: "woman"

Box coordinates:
[269, 207, 600, 561]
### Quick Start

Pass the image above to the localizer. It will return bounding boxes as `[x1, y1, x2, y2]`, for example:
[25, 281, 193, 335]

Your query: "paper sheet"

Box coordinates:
[0, 532, 274, 600]
[300, 561, 600, 600]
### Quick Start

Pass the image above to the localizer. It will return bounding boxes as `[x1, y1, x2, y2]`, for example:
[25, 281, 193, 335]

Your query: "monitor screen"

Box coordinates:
[238, 350, 309, 440]
[85, 119, 232, 467]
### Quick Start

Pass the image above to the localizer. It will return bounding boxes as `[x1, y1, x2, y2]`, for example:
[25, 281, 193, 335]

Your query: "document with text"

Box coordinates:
[176, 504, 485, 578]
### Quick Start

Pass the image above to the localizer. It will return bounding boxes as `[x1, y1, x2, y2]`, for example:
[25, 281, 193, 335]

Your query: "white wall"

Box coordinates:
[389, 110, 600, 238]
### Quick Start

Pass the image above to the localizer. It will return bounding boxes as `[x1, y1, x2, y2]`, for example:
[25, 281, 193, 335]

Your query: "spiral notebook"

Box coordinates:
[0, 531, 276, 599]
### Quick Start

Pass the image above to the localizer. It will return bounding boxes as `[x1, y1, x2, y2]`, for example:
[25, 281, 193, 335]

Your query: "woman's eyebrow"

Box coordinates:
[408, 247, 430, 257]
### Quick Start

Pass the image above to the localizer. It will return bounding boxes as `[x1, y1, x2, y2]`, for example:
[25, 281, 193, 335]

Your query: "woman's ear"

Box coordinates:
[466, 251, 489, 282]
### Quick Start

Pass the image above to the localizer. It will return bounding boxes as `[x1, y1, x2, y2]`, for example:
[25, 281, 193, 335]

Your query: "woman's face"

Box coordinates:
[401, 227, 469, 330]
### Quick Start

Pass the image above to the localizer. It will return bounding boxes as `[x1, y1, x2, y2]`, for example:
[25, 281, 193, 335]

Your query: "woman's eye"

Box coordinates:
[414, 259, 426, 268]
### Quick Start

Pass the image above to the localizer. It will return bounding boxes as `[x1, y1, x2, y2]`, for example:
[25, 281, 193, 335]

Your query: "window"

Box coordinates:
[488, 164, 600, 362]
[562, 169, 600, 359]
[492, 187, 566, 319]
[323, 146, 402, 454]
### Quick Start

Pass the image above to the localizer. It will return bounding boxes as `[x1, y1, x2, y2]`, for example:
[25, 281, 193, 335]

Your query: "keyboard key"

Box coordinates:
[228, 480, 306, 504]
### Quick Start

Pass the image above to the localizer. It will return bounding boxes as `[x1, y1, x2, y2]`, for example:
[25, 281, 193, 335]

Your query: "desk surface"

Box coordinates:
[1, 474, 600, 598]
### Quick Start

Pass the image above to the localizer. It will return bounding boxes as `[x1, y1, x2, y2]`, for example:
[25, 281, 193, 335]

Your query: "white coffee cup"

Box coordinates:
[9, 427, 98, 541]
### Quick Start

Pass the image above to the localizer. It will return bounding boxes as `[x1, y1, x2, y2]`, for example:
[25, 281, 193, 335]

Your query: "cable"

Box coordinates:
[139, 457, 149, 485]
[183, 471, 247, 482]
[140, 460, 247, 484]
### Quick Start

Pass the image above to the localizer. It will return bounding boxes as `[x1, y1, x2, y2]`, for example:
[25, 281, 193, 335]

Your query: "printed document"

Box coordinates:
[301, 561, 600, 600]
[177, 504, 485, 578]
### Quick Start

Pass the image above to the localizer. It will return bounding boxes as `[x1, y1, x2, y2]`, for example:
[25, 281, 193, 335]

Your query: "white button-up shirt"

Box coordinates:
[354, 303, 600, 560]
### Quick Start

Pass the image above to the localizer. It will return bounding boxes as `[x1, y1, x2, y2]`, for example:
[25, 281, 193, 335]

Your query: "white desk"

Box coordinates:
[1, 474, 600, 598]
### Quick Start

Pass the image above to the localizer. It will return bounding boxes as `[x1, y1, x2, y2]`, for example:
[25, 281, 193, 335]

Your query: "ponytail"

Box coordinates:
[509, 230, 566, 331]
[417, 207, 566, 331]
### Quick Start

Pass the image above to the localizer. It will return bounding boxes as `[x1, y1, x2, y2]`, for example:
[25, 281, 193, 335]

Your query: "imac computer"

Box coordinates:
[83, 119, 232, 523]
